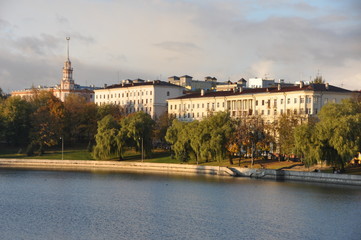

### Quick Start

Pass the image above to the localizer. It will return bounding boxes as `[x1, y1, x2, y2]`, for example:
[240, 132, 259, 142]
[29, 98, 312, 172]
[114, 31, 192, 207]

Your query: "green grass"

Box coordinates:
[1, 145, 361, 175]
[0, 145, 93, 160]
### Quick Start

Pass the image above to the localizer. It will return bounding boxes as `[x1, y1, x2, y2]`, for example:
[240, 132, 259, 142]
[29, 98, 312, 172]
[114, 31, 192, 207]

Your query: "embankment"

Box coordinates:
[1, 159, 361, 186]
[0, 159, 235, 176]
[230, 167, 361, 186]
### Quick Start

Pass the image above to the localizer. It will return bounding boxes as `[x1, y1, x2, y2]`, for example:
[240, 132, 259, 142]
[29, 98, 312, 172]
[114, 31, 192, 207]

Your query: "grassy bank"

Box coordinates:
[1, 145, 360, 174]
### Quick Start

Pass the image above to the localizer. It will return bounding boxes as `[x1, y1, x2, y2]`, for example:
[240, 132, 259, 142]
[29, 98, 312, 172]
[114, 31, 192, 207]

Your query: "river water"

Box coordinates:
[0, 169, 360, 240]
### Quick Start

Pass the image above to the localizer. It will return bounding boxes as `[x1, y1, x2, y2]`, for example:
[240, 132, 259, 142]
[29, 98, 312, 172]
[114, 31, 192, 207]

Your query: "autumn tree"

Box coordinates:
[28, 91, 65, 154]
[63, 94, 98, 146]
[0, 96, 32, 146]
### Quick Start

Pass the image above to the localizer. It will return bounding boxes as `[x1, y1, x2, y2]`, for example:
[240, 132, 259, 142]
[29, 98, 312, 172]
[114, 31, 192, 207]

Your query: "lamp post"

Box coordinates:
[60, 136, 64, 160]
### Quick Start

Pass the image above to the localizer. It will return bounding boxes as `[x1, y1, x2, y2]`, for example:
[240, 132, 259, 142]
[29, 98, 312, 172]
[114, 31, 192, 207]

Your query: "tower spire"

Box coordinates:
[66, 37, 70, 60]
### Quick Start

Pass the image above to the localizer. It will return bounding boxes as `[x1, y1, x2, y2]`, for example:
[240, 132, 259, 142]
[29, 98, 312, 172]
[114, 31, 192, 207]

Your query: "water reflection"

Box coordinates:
[0, 169, 360, 240]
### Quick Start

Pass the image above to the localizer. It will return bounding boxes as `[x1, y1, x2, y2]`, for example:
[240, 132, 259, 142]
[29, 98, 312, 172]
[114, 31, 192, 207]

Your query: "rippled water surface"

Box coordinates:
[0, 169, 360, 240]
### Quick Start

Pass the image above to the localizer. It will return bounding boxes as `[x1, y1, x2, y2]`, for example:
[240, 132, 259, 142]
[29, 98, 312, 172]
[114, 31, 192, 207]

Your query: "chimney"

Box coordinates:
[277, 83, 281, 91]
[201, 89, 205, 96]
[325, 82, 329, 90]
[300, 81, 304, 88]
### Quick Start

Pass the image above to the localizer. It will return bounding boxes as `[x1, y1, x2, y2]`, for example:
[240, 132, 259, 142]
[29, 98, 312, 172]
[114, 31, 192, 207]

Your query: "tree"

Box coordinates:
[276, 113, 300, 158]
[312, 75, 325, 84]
[165, 119, 193, 162]
[0, 96, 33, 146]
[153, 111, 174, 148]
[63, 94, 98, 146]
[294, 99, 361, 170]
[234, 116, 270, 167]
[92, 115, 124, 160]
[29, 91, 65, 154]
[294, 123, 320, 167]
[121, 112, 155, 158]
[97, 104, 124, 121]
[315, 99, 361, 170]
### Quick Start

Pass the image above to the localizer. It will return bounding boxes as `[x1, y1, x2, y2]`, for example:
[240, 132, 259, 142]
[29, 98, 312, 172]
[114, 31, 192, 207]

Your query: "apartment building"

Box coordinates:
[94, 80, 184, 119]
[167, 82, 354, 123]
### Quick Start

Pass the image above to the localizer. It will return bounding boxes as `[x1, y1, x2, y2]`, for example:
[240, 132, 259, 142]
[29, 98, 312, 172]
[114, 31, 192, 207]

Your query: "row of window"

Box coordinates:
[170, 102, 225, 110]
[254, 107, 317, 116]
[96, 90, 154, 100]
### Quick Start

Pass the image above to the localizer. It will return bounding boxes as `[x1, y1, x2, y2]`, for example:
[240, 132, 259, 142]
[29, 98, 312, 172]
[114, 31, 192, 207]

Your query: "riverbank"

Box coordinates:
[1, 159, 361, 186]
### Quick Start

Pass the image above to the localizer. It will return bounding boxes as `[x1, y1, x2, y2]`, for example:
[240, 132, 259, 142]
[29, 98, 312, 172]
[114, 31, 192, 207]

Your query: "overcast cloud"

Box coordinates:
[0, 0, 360, 92]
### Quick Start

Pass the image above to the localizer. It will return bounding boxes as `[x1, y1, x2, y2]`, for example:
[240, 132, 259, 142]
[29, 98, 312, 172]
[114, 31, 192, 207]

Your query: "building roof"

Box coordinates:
[98, 80, 184, 90]
[168, 83, 351, 100]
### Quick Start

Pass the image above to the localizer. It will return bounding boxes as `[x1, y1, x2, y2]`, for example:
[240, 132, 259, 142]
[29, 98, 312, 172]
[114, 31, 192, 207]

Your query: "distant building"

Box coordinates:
[11, 37, 97, 102]
[168, 75, 217, 91]
[94, 80, 184, 119]
[216, 78, 247, 91]
[167, 82, 355, 123]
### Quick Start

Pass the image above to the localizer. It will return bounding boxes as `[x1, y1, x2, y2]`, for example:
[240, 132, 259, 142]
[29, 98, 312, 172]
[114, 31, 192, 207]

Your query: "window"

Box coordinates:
[294, 98, 297, 104]
[261, 110, 264, 115]
[167, 91, 170, 96]
[267, 110, 270, 115]
[150, 91, 152, 95]
[202, 103, 204, 108]
[280, 99, 284, 104]
[274, 109, 277, 115]
[300, 98, 304, 103]
[256, 100, 258, 106]
[170, 105, 173, 110]
[287, 98, 290, 104]
[274, 99, 277, 107]
[280, 109, 283, 114]
[262, 100, 264, 106]
[175, 105, 177, 110]
[197, 112, 199, 117]
[197, 104, 199, 108]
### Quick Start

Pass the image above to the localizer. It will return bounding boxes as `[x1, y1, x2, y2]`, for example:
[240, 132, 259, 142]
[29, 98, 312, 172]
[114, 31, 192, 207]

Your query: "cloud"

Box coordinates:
[154, 41, 201, 54]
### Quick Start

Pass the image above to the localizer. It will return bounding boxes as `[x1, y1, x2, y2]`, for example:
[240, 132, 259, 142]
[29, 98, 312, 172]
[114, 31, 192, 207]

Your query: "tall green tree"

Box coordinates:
[316, 99, 361, 170]
[121, 112, 155, 158]
[92, 115, 124, 160]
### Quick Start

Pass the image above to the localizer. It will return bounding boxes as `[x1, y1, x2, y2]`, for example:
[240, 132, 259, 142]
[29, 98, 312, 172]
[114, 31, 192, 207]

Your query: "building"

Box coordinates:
[168, 75, 217, 91]
[94, 80, 184, 119]
[11, 37, 97, 102]
[167, 82, 355, 123]
[216, 78, 247, 91]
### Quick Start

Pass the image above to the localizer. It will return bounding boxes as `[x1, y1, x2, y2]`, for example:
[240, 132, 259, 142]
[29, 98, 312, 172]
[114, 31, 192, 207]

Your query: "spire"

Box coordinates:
[61, 37, 74, 90]
[66, 37, 70, 61]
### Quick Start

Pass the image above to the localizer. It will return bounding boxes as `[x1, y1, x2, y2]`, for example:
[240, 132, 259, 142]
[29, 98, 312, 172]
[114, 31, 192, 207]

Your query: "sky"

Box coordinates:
[0, 0, 360, 93]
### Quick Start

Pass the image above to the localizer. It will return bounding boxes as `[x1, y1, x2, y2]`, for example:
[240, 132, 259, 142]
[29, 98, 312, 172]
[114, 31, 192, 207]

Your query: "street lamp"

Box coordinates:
[60, 136, 64, 160]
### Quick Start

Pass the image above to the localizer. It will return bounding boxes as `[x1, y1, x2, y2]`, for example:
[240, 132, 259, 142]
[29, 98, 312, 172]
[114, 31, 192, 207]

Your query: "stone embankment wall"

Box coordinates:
[0, 159, 234, 176]
[230, 167, 361, 186]
[1, 159, 361, 185]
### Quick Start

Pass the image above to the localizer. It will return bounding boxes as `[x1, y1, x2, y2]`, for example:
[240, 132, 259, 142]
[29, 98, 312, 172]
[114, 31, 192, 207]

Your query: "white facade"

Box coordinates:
[94, 80, 184, 119]
[168, 83, 355, 123]
[248, 77, 275, 88]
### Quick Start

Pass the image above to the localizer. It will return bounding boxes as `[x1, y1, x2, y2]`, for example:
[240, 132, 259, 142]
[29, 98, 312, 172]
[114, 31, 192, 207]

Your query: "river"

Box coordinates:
[0, 169, 360, 240]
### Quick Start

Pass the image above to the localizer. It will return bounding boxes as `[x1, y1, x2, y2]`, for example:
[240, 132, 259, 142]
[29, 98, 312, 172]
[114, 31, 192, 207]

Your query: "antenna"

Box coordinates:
[66, 37, 70, 60]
